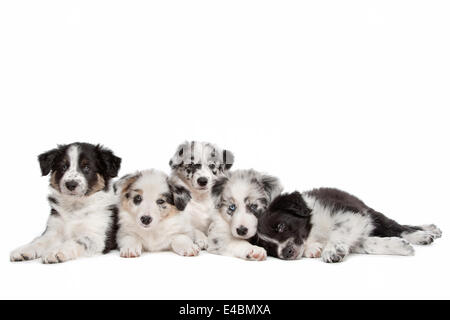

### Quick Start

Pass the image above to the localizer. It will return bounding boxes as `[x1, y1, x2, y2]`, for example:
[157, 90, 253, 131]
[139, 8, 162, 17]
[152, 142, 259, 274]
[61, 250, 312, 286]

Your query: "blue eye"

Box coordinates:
[228, 204, 236, 212]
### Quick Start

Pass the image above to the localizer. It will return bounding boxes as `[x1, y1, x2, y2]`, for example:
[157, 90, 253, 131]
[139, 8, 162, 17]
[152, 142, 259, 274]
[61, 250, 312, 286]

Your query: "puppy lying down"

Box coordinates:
[256, 188, 442, 263]
[115, 169, 206, 258]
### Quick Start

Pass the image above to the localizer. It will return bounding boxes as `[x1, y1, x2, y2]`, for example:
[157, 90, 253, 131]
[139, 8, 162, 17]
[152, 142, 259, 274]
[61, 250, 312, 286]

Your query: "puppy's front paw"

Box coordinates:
[303, 242, 323, 258]
[194, 233, 208, 251]
[41, 251, 70, 264]
[322, 244, 349, 263]
[245, 246, 267, 261]
[391, 238, 415, 256]
[176, 243, 201, 257]
[120, 247, 142, 258]
[10, 246, 40, 262]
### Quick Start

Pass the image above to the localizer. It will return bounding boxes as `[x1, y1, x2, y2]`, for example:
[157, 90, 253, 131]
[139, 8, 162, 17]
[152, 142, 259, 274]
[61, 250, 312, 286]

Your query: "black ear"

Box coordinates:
[222, 150, 234, 170]
[270, 191, 312, 217]
[211, 176, 228, 208]
[169, 183, 191, 211]
[96, 145, 121, 178]
[260, 174, 283, 202]
[169, 141, 189, 169]
[38, 147, 62, 176]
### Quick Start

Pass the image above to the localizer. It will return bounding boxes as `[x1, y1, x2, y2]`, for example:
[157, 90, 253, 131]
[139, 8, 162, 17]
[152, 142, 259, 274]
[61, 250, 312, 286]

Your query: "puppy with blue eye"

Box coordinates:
[115, 169, 203, 258]
[207, 169, 283, 261]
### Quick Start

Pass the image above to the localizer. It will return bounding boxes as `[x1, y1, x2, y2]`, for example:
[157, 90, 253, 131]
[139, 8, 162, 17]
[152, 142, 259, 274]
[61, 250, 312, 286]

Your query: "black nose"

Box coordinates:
[236, 226, 248, 236]
[140, 216, 152, 226]
[65, 180, 78, 191]
[197, 177, 208, 187]
[283, 246, 295, 259]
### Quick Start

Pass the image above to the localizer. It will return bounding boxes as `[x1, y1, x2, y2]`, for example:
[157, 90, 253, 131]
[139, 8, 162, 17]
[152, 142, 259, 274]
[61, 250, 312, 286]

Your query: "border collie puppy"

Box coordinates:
[168, 141, 234, 248]
[10, 142, 121, 264]
[115, 169, 202, 257]
[207, 169, 283, 260]
[256, 188, 442, 263]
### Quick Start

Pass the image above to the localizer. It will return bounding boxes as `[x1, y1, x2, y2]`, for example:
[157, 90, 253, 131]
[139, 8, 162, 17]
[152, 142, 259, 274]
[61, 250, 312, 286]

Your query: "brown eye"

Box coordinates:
[133, 195, 142, 205]
[209, 164, 215, 170]
[82, 165, 90, 173]
[156, 199, 165, 205]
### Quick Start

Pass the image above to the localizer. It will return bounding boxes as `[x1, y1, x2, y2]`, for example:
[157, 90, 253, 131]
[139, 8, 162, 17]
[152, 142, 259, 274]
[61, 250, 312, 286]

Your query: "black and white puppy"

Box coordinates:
[207, 169, 282, 260]
[256, 188, 442, 263]
[10, 142, 121, 264]
[115, 169, 202, 258]
[169, 141, 234, 248]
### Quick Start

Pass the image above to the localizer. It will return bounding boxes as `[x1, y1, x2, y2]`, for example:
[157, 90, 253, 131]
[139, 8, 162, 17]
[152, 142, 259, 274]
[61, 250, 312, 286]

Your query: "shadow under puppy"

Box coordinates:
[115, 169, 204, 257]
[207, 169, 283, 260]
[10, 142, 121, 263]
[256, 188, 442, 263]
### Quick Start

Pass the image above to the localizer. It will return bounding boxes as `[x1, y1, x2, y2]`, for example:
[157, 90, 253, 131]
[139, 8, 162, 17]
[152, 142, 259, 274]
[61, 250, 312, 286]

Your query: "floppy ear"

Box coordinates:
[169, 141, 189, 169]
[260, 174, 283, 202]
[96, 145, 121, 178]
[211, 176, 228, 209]
[113, 172, 141, 196]
[270, 191, 312, 217]
[168, 182, 191, 211]
[222, 150, 234, 170]
[38, 146, 62, 176]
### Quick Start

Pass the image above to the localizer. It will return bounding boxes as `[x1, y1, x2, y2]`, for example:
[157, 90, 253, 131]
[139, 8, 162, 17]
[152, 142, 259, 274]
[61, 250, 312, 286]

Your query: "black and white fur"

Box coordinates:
[10, 142, 121, 264]
[169, 141, 235, 248]
[207, 169, 282, 260]
[115, 169, 204, 257]
[256, 188, 442, 263]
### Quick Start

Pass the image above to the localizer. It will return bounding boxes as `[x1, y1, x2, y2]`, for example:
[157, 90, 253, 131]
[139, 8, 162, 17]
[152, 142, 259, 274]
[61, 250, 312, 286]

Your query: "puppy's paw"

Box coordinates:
[391, 238, 415, 256]
[10, 245, 40, 262]
[420, 224, 442, 239]
[245, 246, 267, 261]
[303, 242, 323, 258]
[194, 233, 208, 250]
[402, 230, 435, 245]
[322, 244, 349, 263]
[41, 251, 70, 264]
[120, 247, 142, 258]
[173, 243, 201, 257]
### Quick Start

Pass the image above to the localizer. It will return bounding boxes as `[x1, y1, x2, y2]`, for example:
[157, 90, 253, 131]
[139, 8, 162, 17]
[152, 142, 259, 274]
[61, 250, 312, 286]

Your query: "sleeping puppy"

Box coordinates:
[168, 141, 235, 249]
[207, 169, 283, 260]
[256, 188, 442, 263]
[10, 142, 121, 263]
[115, 169, 202, 257]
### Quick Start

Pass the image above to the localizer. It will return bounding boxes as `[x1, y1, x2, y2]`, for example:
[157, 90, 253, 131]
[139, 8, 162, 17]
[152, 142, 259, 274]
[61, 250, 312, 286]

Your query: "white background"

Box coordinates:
[0, 1, 449, 300]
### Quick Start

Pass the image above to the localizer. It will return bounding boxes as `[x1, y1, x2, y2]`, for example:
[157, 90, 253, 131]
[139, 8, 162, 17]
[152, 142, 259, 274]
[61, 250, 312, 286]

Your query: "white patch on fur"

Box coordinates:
[60, 145, 88, 196]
